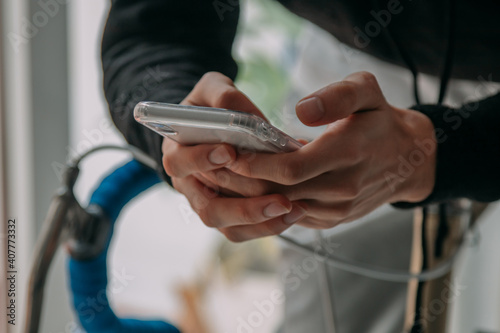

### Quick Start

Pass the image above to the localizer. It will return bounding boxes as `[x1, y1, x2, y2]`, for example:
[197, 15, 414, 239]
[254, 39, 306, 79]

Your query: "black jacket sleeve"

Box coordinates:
[393, 92, 500, 208]
[101, 0, 240, 184]
[102, 1, 500, 207]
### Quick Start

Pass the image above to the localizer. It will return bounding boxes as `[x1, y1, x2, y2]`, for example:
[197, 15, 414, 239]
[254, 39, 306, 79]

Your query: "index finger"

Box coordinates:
[227, 139, 338, 185]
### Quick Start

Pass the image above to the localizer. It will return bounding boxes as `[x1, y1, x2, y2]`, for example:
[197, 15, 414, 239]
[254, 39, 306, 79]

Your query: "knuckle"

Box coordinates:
[262, 222, 283, 236]
[205, 71, 230, 82]
[337, 81, 358, 107]
[337, 202, 354, 217]
[162, 155, 178, 177]
[193, 149, 214, 173]
[341, 141, 363, 164]
[236, 205, 256, 225]
[202, 183, 219, 199]
[193, 74, 208, 93]
[222, 229, 245, 243]
[358, 71, 377, 85]
[198, 209, 216, 228]
[280, 159, 304, 185]
[230, 160, 252, 178]
[214, 87, 240, 109]
[246, 180, 269, 197]
[162, 144, 185, 177]
[214, 170, 231, 188]
[358, 71, 384, 103]
[282, 186, 301, 201]
[199, 71, 220, 85]
[171, 177, 181, 191]
[192, 193, 210, 213]
[195, 72, 231, 95]
[340, 185, 359, 199]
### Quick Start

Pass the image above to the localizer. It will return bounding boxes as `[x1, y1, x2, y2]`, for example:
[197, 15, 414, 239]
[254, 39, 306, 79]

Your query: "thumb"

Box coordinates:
[295, 71, 386, 126]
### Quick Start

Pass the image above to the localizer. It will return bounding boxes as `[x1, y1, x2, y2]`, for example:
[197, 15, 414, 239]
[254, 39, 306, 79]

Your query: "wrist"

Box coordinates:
[393, 107, 437, 203]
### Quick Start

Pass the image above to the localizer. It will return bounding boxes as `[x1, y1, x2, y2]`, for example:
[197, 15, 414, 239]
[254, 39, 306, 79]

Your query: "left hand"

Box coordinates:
[213, 71, 437, 229]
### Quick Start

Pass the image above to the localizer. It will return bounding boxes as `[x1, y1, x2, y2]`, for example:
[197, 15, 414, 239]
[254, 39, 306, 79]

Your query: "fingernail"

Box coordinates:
[283, 204, 307, 225]
[297, 96, 325, 123]
[263, 203, 291, 218]
[209, 146, 231, 165]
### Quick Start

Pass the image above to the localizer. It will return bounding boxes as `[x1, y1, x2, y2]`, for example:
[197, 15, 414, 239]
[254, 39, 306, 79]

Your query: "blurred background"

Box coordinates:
[0, 1, 305, 332]
[1, 1, 500, 333]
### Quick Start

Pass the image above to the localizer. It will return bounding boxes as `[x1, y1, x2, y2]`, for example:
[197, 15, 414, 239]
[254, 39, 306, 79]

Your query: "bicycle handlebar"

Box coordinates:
[67, 160, 180, 333]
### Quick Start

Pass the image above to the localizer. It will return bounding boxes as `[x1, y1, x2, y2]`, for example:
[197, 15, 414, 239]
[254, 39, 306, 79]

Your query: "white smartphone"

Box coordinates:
[134, 101, 303, 153]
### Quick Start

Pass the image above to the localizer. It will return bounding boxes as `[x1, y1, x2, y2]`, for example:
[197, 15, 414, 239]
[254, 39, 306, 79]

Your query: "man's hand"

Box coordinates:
[162, 72, 307, 242]
[224, 71, 437, 229]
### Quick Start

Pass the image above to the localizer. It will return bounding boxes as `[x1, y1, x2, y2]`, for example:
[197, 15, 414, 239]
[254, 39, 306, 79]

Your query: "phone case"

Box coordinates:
[134, 102, 303, 153]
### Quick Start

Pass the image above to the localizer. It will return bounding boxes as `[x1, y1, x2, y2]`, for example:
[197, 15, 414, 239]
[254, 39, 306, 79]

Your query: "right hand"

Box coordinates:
[162, 72, 307, 242]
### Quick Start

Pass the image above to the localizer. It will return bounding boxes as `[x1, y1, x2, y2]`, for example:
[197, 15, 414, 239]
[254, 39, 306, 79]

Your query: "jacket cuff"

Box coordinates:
[392, 93, 500, 208]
